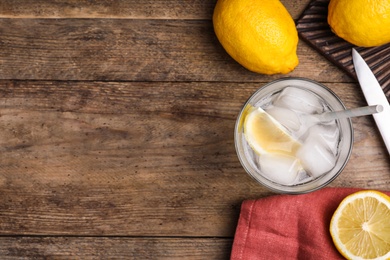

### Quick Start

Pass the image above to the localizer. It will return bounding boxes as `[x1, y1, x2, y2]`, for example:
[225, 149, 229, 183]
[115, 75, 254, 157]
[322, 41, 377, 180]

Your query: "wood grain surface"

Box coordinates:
[1, 0, 389, 258]
[0, 237, 233, 259]
[0, 19, 349, 82]
[0, 0, 307, 19]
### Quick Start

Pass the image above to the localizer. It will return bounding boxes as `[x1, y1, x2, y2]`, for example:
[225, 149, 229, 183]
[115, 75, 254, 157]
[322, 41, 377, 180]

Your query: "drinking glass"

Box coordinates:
[234, 78, 353, 194]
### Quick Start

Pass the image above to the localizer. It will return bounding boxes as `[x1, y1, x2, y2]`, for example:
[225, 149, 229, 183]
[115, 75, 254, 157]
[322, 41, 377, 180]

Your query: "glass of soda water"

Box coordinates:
[234, 78, 353, 194]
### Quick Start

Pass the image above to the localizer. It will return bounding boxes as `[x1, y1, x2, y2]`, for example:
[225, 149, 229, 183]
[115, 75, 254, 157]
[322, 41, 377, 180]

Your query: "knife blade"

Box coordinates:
[352, 48, 390, 155]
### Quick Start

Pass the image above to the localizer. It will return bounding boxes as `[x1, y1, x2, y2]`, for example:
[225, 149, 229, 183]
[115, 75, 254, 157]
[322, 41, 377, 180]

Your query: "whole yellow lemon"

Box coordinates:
[328, 0, 390, 47]
[212, 0, 299, 75]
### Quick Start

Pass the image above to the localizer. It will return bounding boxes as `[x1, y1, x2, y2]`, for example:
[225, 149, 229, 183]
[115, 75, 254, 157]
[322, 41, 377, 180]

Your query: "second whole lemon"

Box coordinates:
[212, 0, 299, 75]
[328, 0, 390, 47]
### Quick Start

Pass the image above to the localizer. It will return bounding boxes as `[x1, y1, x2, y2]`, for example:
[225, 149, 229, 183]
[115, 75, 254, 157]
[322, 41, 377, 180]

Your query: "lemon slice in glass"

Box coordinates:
[330, 190, 390, 260]
[243, 106, 301, 156]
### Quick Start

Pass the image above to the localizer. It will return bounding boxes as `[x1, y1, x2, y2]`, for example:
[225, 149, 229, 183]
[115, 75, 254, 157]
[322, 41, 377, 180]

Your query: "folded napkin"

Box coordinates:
[231, 187, 390, 260]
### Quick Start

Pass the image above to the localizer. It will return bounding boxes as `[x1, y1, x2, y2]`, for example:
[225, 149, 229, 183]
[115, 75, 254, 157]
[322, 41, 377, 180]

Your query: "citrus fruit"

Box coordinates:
[243, 106, 301, 155]
[330, 190, 390, 259]
[212, 0, 299, 75]
[328, 0, 390, 47]
[237, 104, 253, 131]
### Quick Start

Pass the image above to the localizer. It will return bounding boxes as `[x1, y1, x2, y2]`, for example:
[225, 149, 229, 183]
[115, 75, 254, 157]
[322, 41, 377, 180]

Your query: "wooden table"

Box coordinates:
[1, 0, 389, 258]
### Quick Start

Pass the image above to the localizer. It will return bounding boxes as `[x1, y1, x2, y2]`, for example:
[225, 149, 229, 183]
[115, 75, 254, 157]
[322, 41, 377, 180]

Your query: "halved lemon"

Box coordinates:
[330, 190, 390, 259]
[243, 106, 301, 155]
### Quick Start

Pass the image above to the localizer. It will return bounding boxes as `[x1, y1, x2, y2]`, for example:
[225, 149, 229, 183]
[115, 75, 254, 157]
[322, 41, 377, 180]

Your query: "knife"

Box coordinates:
[352, 48, 390, 155]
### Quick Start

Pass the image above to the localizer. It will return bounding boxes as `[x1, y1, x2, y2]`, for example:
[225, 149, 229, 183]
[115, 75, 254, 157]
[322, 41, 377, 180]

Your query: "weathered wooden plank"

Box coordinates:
[0, 81, 389, 236]
[0, 0, 215, 19]
[0, 237, 233, 259]
[0, 81, 267, 236]
[0, 0, 310, 20]
[0, 19, 350, 82]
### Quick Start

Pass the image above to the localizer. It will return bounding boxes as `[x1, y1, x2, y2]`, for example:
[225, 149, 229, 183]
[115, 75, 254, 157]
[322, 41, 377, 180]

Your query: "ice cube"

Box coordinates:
[296, 134, 336, 178]
[307, 123, 340, 156]
[274, 86, 324, 114]
[259, 153, 302, 185]
[265, 106, 301, 132]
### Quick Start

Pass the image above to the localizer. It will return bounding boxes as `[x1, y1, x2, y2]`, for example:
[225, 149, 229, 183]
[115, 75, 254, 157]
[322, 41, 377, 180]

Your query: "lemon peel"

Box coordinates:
[213, 0, 299, 74]
[328, 0, 390, 47]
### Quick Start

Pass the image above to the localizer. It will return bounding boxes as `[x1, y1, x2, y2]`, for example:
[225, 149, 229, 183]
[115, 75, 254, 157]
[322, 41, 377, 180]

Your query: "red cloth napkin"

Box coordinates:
[230, 187, 390, 260]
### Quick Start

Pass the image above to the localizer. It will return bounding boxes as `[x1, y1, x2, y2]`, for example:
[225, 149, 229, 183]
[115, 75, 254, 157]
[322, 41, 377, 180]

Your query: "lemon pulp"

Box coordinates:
[243, 106, 301, 156]
[330, 190, 390, 259]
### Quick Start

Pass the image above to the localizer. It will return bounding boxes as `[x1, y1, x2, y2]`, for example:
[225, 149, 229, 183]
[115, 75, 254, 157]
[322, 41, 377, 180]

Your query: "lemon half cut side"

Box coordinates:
[243, 106, 301, 156]
[330, 190, 390, 260]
